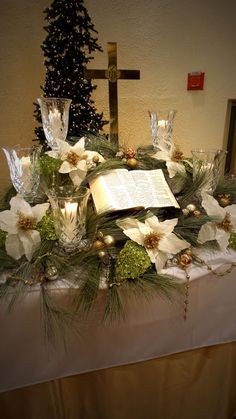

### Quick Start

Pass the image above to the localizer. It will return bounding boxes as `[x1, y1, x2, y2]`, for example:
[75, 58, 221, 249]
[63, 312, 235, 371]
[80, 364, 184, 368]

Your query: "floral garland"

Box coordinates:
[0, 136, 236, 342]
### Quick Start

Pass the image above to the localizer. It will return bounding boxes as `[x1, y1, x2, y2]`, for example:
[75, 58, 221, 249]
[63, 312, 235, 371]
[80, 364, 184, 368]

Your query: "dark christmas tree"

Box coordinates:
[34, 0, 107, 145]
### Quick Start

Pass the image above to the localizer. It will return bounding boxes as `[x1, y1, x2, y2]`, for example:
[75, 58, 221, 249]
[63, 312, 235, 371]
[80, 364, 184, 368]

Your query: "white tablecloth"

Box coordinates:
[1, 249, 236, 392]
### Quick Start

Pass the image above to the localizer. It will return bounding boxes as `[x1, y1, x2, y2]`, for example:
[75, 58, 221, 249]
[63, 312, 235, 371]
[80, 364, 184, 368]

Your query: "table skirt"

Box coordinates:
[1, 341, 236, 419]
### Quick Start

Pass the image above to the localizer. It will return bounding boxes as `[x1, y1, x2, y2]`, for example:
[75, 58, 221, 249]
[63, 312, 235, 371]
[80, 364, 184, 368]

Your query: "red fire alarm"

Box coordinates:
[187, 72, 205, 90]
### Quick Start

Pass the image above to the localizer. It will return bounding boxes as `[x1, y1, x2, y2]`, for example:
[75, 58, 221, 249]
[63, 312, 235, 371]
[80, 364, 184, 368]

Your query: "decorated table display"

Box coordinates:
[1, 98, 236, 343]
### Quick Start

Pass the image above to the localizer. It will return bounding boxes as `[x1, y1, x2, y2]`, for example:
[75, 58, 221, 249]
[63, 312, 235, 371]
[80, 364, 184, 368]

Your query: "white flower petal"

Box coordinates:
[69, 170, 86, 186]
[166, 161, 186, 178]
[144, 215, 159, 230]
[153, 150, 170, 161]
[201, 193, 225, 219]
[10, 195, 33, 217]
[45, 150, 60, 159]
[76, 159, 87, 172]
[146, 248, 158, 264]
[215, 229, 231, 251]
[150, 218, 178, 236]
[59, 160, 74, 173]
[31, 203, 50, 223]
[19, 230, 41, 261]
[5, 234, 25, 260]
[198, 222, 217, 244]
[0, 211, 18, 234]
[225, 205, 236, 230]
[154, 251, 168, 272]
[117, 218, 149, 245]
[121, 228, 144, 246]
[116, 218, 140, 230]
[57, 140, 71, 159]
[159, 233, 189, 254]
[73, 137, 85, 153]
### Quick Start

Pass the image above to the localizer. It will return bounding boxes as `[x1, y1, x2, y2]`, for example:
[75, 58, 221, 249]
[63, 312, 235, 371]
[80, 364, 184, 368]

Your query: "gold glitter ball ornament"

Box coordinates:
[127, 158, 138, 169]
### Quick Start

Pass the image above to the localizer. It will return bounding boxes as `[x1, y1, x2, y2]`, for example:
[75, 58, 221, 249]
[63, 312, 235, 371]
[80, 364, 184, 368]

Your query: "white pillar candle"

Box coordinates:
[61, 202, 78, 242]
[158, 119, 167, 128]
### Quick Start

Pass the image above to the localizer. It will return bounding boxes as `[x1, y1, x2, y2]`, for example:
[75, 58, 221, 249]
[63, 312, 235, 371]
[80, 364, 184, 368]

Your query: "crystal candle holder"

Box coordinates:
[149, 109, 177, 150]
[191, 149, 227, 195]
[49, 185, 90, 252]
[2, 145, 42, 202]
[37, 97, 72, 150]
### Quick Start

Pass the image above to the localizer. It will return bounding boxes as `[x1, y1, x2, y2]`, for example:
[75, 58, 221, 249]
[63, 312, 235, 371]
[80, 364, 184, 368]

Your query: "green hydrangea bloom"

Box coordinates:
[37, 211, 58, 241]
[115, 240, 151, 281]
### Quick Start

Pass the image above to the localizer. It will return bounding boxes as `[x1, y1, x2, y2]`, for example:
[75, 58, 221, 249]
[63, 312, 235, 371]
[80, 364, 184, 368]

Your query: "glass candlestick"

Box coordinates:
[2, 145, 42, 202]
[37, 97, 72, 150]
[149, 109, 177, 150]
[191, 149, 227, 195]
[49, 185, 90, 253]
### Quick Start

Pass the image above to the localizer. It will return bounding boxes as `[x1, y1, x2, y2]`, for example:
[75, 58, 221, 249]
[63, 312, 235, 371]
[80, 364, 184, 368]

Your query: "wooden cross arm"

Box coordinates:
[85, 69, 106, 79]
[85, 68, 140, 81]
[119, 70, 140, 80]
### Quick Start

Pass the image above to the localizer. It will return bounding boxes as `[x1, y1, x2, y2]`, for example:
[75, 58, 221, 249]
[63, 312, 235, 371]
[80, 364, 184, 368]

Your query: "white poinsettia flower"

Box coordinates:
[117, 214, 190, 272]
[153, 144, 186, 178]
[0, 195, 49, 261]
[46, 138, 105, 185]
[198, 193, 236, 251]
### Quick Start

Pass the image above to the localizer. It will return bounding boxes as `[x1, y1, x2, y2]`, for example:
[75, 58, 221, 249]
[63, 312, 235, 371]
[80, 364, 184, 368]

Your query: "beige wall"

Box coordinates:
[0, 0, 236, 179]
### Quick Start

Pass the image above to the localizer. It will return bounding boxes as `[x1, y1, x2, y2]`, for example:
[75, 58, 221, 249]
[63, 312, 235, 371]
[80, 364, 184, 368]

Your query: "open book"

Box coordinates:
[89, 169, 179, 213]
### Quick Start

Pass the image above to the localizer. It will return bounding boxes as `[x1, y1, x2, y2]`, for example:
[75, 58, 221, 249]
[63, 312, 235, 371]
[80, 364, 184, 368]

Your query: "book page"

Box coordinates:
[89, 169, 141, 213]
[90, 168, 179, 213]
[131, 169, 179, 208]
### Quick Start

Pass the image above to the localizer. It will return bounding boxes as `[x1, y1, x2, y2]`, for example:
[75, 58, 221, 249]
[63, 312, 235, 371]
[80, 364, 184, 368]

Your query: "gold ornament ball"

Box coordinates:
[127, 158, 138, 169]
[186, 204, 196, 213]
[193, 209, 201, 217]
[45, 265, 58, 281]
[92, 155, 100, 164]
[97, 250, 107, 259]
[219, 196, 230, 207]
[185, 248, 192, 256]
[103, 235, 115, 246]
[92, 239, 104, 250]
[182, 208, 189, 216]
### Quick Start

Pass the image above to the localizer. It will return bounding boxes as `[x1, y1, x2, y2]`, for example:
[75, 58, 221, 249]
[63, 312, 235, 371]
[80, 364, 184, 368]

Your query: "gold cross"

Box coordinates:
[85, 42, 140, 147]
